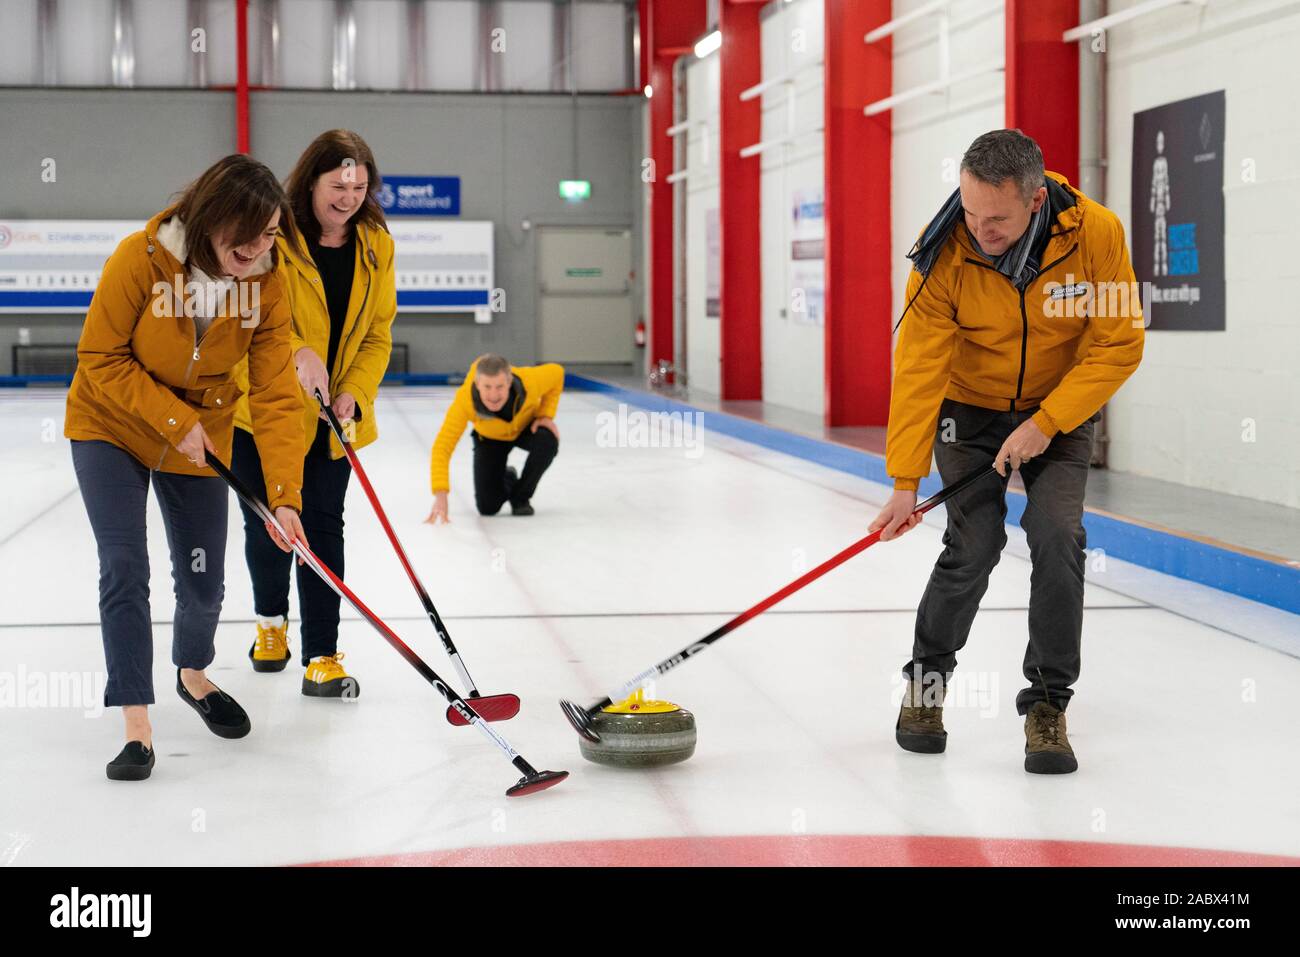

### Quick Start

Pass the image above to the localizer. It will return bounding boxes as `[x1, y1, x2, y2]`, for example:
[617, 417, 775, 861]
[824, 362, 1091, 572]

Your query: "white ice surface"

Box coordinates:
[1, 387, 1297, 865]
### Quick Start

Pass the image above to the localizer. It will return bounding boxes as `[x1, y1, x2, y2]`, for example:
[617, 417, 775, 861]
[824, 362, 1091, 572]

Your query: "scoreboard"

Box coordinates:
[0, 219, 495, 323]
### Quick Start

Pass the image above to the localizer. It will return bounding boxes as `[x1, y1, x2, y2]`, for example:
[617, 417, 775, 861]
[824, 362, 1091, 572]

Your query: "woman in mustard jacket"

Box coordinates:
[230, 130, 396, 698]
[64, 154, 308, 781]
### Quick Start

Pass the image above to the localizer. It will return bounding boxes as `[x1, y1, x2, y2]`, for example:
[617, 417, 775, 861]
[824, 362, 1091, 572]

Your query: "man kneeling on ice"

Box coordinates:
[426, 353, 564, 521]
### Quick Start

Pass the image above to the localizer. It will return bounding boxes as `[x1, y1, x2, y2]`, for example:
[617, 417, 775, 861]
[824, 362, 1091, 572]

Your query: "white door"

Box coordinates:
[537, 227, 634, 363]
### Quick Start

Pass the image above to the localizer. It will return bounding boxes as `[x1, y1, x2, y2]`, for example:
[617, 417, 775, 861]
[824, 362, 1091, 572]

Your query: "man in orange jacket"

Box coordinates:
[868, 129, 1144, 774]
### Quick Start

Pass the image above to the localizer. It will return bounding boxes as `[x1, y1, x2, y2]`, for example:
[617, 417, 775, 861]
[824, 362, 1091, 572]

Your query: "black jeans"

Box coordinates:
[471, 425, 558, 515]
[71, 439, 229, 707]
[904, 398, 1097, 715]
[230, 423, 351, 663]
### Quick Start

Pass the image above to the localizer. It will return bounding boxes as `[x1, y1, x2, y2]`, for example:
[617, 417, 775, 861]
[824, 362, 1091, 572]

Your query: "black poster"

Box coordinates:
[1131, 91, 1225, 331]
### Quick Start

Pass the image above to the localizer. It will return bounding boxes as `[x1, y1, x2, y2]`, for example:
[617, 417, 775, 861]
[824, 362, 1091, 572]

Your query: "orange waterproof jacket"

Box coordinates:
[231, 222, 396, 459]
[886, 172, 1145, 490]
[63, 207, 306, 511]
[429, 360, 565, 493]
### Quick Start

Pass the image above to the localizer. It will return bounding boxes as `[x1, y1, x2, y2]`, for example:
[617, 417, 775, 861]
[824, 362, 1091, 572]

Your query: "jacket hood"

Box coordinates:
[1043, 170, 1082, 232]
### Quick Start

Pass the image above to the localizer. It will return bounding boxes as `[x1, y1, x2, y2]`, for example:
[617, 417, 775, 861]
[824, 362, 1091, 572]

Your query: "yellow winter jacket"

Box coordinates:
[886, 172, 1145, 490]
[429, 360, 565, 493]
[64, 207, 305, 511]
[231, 222, 396, 459]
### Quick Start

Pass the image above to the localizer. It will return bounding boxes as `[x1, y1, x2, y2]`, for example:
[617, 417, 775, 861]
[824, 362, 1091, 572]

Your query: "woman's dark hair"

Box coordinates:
[284, 129, 387, 249]
[171, 154, 299, 277]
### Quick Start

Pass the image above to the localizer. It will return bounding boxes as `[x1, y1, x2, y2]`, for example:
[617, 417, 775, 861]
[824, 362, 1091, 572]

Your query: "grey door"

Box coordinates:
[537, 227, 634, 364]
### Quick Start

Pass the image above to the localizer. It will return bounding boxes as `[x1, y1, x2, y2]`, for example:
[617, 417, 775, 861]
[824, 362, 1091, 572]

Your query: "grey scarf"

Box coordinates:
[907, 182, 1051, 291]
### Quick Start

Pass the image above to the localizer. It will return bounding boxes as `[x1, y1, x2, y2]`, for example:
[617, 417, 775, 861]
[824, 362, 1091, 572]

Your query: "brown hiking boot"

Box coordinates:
[895, 680, 948, 754]
[1024, 701, 1078, 774]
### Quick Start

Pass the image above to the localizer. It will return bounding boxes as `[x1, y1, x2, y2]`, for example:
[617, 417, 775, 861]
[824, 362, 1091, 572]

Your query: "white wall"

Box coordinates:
[134, 0, 191, 87]
[575, 2, 633, 91]
[500, 1, 557, 91]
[889, 0, 1006, 361]
[0, 0, 39, 85]
[424, 0, 481, 91]
[279, 0, 335, 88]
[0, 0, 629, 93]
[356, 0, 412, 91]
[759, 0, 826, 416]
[683, 50, 722, 395]
[54, 0, 114, 86]
[1102, 0, 1300, 508]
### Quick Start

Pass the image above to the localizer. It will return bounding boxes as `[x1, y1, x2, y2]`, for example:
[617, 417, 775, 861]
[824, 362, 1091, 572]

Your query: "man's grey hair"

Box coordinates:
[961, 129, 1045, 203]
[475, 353, 511, 378]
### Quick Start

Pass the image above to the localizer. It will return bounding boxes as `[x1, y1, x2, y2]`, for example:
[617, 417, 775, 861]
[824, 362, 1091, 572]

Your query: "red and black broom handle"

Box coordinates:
[206, 451, 565, 797]
[314, 390, 486, 698]
[560, 463, 1000, 737]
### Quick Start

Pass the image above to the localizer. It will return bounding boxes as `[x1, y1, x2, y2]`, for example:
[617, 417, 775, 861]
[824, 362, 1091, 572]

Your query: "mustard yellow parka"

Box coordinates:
[429, 360, 565, 493]
[232, 221, 396, 459]
[64, 207, 305, 511]
[886, 172, 1145, 490]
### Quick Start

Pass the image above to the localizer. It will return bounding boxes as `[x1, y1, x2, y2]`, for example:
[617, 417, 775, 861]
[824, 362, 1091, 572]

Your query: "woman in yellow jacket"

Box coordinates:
[230, 130, 395, 698]
[64, 155, 308, 780]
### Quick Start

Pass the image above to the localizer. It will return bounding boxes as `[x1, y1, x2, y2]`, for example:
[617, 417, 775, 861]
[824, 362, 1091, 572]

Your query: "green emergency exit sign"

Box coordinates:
[559, 180, 592, 201]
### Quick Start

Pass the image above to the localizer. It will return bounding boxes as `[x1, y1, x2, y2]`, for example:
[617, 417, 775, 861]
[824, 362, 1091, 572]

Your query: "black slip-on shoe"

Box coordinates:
[176, 669, 252, 739]
[106, 741, 155, 781]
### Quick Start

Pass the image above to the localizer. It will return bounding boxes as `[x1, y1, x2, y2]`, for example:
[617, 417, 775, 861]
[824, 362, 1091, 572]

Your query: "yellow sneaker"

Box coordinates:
[249, 616, 291, 673]
[302, 653, 360, 699]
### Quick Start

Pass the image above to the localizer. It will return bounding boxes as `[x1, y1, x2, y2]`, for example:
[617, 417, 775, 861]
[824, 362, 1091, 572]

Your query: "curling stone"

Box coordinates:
[578, 688, 697, 768]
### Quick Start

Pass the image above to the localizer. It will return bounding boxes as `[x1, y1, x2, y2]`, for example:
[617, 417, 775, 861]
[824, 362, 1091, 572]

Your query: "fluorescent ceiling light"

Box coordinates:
[694, 31, 721, 58]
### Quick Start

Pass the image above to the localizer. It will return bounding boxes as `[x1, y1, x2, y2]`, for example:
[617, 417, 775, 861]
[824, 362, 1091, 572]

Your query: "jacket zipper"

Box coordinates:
[963, 241, 1080, 412]
[157, 279, 224, 470]
[1015, 290, 1029, 407]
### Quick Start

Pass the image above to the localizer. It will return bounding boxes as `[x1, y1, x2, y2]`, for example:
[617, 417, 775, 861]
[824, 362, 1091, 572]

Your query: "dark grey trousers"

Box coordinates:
[903, 398, 1098, 715]
[71, 439, 228, 707]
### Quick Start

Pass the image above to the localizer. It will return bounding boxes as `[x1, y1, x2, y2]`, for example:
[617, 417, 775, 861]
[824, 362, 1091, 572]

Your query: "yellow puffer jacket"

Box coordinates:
[429, 360, 565, 493]
[886, 172, 1145, 490]
[64, 207, 305, 511]
[231, 222, 396, 459]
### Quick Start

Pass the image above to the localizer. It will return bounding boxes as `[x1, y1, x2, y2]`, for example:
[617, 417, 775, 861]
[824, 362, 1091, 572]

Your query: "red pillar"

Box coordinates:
[823, 0, 891, 427]
[637, 0, 651, 90]
[648, 54, 676, 378]
[235, 0, 250, 153]
[718, 1, 763, 400]
[643, 1, 707, 379]
[1006, 0, 1079, 182]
